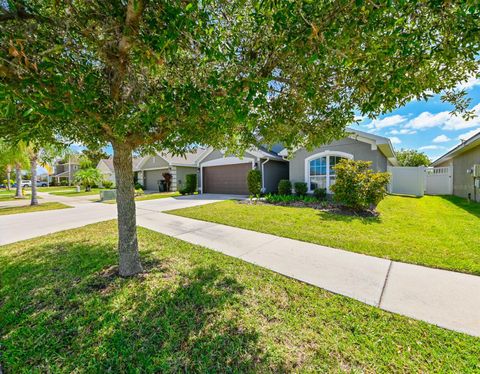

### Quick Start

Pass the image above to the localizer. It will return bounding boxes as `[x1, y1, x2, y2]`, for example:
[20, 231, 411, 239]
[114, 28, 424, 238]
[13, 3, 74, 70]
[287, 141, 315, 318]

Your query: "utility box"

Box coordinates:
[100, 190, 117, 201]
[472, 164, 480, 177]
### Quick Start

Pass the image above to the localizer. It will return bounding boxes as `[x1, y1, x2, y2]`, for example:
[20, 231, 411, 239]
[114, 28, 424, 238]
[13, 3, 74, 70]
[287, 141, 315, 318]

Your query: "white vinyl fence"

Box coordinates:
[388, 166, 425, 196]
[388, 166, 453, 197]
[425, 166, 453, 195]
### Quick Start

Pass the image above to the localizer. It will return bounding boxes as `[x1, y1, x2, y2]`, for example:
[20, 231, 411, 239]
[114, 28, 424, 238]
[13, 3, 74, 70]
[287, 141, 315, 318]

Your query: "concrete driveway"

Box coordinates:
[0, 193, 242, 246]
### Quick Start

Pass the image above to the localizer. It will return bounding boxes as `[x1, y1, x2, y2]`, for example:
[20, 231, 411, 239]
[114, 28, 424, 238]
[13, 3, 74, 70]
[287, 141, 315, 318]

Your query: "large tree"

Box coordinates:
[1, 1, 479, 275]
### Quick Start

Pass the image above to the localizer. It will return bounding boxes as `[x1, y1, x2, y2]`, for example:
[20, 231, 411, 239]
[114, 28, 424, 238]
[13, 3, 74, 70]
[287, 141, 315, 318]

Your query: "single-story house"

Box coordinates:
[197, 147, 289, 195]
[279, 129, 397, 193]
[431, 130, 480, 201]
[134, 149, 207, 192]
[97, 128, 397, 195]
[97, 157, 145, 186]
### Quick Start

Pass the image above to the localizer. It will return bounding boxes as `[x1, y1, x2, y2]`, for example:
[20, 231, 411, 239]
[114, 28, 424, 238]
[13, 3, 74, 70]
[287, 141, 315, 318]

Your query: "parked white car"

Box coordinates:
[21, 180, 32, 188]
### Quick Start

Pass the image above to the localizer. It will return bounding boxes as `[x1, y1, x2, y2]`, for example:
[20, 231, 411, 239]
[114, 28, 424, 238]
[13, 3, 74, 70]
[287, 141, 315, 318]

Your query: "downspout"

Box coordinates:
[261, 159, 270, 193]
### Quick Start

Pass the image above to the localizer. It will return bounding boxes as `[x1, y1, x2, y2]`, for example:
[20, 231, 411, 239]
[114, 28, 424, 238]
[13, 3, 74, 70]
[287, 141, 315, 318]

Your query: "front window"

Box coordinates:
[308, 153, 350, 191]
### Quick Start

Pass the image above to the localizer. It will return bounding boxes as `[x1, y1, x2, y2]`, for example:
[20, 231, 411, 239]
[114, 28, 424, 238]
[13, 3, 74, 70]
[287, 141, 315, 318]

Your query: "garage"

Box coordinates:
[144, 169, 164, 191]
[203, 163, 251, 194]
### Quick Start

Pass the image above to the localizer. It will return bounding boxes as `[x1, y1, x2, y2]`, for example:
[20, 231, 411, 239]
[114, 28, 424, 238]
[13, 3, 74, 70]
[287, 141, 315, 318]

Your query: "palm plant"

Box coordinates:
[0, 141, 28, 197]
[74, 168, 102, 192]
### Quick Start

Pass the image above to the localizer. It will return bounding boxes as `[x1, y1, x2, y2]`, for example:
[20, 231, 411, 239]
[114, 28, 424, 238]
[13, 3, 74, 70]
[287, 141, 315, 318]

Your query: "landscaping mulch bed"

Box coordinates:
[240, 199, 379, 217]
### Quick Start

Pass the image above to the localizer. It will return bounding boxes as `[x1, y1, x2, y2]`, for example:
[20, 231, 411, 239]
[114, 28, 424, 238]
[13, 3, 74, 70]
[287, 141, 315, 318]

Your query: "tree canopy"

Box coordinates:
[396, 149, 431, 167]
[1, 1, 480, 152]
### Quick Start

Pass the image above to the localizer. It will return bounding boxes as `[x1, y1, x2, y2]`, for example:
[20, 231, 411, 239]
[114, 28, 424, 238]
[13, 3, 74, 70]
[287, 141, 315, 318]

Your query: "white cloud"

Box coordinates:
[405, 104, 480, 131]
[456, 76, 480, 90]
[418, 145, 444, 151]
[389, 136, 401, 144]
[365, 115, 408, 131]
[432, 134, 451, 143]
[389, 129, 417, 135]
[457, 128, 480, 141]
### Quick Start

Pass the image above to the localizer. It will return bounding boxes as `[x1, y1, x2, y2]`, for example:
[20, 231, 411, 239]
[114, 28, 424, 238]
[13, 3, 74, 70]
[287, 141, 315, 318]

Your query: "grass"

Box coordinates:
[37, 186, 77, 192]
[0, 202, 71, 216]
[50, 188, 106, 197]
[1, 221, 479, 372]
[100, 191, 181, 204]
[168, 195, 480, 275]
[0, 190, 40, 201]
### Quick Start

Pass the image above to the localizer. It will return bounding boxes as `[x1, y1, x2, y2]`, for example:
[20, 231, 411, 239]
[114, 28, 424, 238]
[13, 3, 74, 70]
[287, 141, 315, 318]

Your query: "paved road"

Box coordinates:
[1, 193, 479, 337]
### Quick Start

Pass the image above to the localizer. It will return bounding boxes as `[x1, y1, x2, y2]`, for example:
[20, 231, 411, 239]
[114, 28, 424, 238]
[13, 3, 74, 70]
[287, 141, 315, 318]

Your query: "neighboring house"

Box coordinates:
[197, 147, 289, 195]
[51, 156, 80, 185]
[95, 128, 398, 195]
[431, 131, 480, 202]
[135, 149, 208, 192]
[96, 157, 145, 186]
[278, 129, 397, 193]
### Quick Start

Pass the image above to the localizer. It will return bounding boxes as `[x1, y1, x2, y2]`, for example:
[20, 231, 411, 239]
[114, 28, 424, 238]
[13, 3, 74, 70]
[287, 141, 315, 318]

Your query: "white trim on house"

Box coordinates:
[304, 150, 354, 193]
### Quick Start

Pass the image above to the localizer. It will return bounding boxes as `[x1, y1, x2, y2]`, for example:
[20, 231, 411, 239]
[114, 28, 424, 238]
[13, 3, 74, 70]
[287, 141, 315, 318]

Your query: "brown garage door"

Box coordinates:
[203, 163, 251, 195]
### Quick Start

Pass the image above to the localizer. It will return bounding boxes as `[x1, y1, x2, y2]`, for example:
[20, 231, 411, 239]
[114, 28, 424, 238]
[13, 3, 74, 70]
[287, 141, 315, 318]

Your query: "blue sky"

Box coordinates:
[353, 77, 480, 162]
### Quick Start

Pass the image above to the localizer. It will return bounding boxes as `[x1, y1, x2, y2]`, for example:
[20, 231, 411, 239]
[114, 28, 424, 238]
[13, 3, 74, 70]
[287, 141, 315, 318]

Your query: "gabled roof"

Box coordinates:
[97, 157, 146, 173]
[431, 130, 480, 166]
[136, 148, 208, 170]
[278, 127, 398, 165]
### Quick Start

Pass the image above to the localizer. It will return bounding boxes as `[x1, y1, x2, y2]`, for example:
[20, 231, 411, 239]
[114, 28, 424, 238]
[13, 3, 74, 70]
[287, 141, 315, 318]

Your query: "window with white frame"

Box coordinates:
[306, 151, 353, 191]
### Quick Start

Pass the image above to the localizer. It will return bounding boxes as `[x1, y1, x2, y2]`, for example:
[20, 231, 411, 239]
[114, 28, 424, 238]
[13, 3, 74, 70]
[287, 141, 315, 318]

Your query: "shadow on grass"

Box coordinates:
[315, 209, 381, 225]
[438, 195, 480, 218]
[0, 240, 282, 372]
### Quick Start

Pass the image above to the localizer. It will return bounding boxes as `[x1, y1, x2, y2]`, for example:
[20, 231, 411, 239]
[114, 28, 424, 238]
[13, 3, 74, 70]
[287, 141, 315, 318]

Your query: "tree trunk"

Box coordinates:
[113, 141, 143, 276]
[6, 165, 11, 190]
[14, 163, 23, 198]
[30, 155, 39, 206]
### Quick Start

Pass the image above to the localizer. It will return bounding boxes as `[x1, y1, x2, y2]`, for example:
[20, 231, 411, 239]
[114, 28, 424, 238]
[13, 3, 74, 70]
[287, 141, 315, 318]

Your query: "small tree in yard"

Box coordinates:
[331, 159, 390, 211]
[1, 1, 480, 276]
[247, 169, 262, 198]
[75, 168, 103, 192]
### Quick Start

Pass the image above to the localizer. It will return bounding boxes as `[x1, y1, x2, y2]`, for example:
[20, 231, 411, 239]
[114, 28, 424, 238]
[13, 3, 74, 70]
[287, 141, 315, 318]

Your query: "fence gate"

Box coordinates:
[425, 166, 453, 195]
[388, 166, 425, 196]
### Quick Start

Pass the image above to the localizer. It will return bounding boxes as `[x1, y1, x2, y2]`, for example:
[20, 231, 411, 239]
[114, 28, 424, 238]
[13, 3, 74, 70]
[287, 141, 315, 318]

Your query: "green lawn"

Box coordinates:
[0, 221, 478, 372]
[0, 190, 39, 201]
[100, 191, 181, 204]
[0, 202, 71, 216]
[50, 188, 106, 197]
[37, 186, 77, 192]
[169, 195, 480, 275]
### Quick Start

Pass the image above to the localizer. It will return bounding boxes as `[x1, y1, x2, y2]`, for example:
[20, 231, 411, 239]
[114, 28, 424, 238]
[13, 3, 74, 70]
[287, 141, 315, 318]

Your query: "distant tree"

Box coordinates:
[0, 141, 27, 197]
[396, 149, 431, 167]
[81, 148, 109, 168]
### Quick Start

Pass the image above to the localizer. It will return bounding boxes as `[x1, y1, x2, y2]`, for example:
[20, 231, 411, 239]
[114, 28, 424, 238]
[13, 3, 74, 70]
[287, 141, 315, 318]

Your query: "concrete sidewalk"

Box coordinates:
[137, 211, 480, 337]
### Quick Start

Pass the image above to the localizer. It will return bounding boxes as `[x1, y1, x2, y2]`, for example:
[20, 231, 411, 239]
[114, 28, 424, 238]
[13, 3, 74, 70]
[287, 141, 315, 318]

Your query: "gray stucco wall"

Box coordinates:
[451, 146, 480, 201]
[289, 138, 388, 184]
[263, 160, 289, 193]
[175, 166, 199, 191]
[141, 155, 170, 169]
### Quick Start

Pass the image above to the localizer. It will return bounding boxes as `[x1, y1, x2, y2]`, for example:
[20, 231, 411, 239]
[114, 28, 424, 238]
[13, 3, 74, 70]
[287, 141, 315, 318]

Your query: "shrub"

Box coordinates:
[74, 168, 103, 191]
[162, 173, 173, 192]
[247, 169, 262, 197]
[265, 194, 319, 205]
[294, 182, 308, 196]
[185, 174, 197, 194]
[134, 182, 144, 190]
[134, 188, 144, 196]
[313, 187, 327, 201]
[278, 179, 292, 195]
[102, 180, 114, 189]
[330, 159, 390, 211]
[179, 188, 188, 195]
